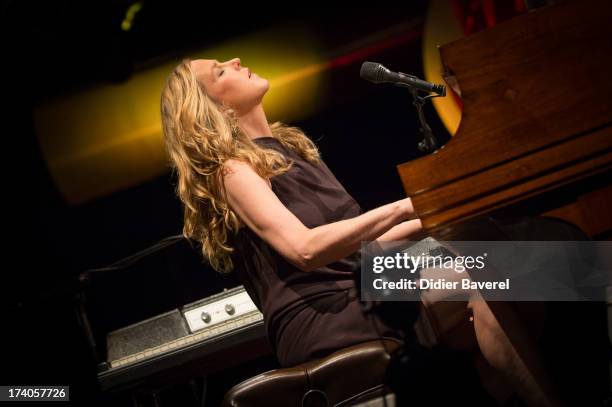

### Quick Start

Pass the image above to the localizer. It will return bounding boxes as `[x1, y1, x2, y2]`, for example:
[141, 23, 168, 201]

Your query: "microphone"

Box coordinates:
[360, 61, 446, 96]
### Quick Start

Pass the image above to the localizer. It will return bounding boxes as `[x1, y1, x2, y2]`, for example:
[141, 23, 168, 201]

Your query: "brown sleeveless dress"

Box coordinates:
[229, 136, 403, 367]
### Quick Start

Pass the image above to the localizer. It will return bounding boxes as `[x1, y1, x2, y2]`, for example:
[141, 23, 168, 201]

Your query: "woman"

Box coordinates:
[160, 57, 563, 406]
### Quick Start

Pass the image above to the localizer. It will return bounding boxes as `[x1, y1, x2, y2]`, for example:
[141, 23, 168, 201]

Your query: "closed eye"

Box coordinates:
[219, 70, 225, 77]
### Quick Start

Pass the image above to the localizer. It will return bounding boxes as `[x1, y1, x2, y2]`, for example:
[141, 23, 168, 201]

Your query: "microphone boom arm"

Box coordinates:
[395, 73, 444, 154]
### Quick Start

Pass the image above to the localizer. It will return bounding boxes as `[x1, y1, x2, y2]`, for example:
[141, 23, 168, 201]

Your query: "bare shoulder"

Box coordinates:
[219, 158, 310, 271]
[221, 159, 271, 189]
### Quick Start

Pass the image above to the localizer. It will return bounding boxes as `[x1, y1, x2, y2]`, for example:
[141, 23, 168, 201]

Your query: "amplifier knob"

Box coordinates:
[200, 311, 211, 323]
[225, 304, 235, 315]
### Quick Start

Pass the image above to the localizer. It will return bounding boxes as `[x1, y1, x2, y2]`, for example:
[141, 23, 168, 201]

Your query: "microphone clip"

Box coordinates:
[398, 73, 443, 154]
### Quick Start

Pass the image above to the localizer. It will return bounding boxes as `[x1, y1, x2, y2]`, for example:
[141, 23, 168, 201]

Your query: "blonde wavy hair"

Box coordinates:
[160, 58, 321, 273]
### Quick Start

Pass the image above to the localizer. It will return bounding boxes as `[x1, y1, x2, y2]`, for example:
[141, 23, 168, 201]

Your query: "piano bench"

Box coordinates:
[221, 338, 403, 407]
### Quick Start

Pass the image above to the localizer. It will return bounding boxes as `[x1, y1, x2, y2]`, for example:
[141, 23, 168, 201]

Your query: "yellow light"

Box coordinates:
[422, 0, 463, 136]
[121, 2, 143, 32]
[35, 23, 326, 204]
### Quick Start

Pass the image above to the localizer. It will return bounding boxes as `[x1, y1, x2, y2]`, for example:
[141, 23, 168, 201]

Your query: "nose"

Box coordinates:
[230, 58, 241, 69]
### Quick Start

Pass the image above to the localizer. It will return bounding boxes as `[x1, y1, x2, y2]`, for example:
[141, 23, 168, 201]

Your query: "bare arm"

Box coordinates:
[375, 219, 425, 242]
[301, 200, 414, 270]
[222, 159, 415, 272]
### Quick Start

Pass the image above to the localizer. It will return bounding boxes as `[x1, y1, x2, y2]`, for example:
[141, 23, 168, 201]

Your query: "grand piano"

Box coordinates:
[398, 0, 611, 239]
[394, 0, 611, 404]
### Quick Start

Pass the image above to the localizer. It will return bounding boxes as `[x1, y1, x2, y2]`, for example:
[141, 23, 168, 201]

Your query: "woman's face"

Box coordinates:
[191, 58, 269, 114]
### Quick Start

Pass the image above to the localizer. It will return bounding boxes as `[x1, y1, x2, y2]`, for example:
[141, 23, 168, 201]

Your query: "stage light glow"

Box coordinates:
[35, 23, 326, 204]
[422, 0, 464, 137]
[121, 2, 143, 31]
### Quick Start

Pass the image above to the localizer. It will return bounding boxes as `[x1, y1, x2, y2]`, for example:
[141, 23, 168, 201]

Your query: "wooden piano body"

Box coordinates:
[397, 0, 612, 239]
